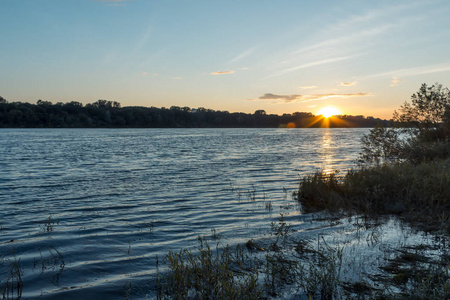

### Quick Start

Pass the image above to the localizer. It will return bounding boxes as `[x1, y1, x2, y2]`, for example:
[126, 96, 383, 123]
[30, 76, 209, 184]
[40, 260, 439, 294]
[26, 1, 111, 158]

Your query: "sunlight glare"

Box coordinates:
[317, 107, 342, 118]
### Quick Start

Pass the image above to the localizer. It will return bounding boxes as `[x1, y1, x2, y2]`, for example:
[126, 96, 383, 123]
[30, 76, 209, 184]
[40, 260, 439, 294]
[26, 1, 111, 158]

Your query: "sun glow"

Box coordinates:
[317, 106, 342, 118]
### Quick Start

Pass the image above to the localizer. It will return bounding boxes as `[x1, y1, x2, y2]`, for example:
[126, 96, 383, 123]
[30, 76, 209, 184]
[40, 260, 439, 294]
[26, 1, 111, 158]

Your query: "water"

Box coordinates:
[0, 128, 369, 299]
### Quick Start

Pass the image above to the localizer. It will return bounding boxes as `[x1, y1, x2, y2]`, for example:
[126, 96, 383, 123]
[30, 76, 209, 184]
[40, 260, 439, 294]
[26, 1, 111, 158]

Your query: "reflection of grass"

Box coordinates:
[298, 159, 450, 233]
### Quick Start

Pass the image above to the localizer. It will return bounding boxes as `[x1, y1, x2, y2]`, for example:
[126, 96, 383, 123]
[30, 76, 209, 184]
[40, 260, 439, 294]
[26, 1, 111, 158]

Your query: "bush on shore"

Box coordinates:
[299, 83, 450, 233]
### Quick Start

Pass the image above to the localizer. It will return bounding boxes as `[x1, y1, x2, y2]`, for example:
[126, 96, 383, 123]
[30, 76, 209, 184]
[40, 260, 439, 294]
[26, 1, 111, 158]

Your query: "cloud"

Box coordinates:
[172, 77, 182, 80]
[293, 25, 391, 56]
[367, 62, 450, 79]
[390, 77, 402, 87]
[141, 72, 147, 76]
[228, 47, 256, 64]
[340, 81, 356, 86]
[258, 93, 302, 102]
[253, 93, 370, 103]
[210, 71, 235, 75]
[300, 86, 317, 89]
[266, 55, 358, 78]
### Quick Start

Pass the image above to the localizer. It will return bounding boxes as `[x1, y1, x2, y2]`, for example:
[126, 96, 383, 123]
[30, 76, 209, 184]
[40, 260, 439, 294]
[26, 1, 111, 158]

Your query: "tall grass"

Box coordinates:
[298, 158, 450, 232]
[156, 236, 262, 300]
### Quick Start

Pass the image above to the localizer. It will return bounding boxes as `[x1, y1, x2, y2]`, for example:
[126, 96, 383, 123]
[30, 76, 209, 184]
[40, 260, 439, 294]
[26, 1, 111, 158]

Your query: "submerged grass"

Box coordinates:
[156, 236, 262, 300]
[156, 234, 350, 299]
[298, 158, 450, 233]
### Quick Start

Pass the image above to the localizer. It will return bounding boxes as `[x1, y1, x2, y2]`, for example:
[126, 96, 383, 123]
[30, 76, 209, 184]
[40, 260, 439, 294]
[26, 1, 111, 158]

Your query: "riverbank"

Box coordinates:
[299, 158, 450, 234]
[156, 158, 450, 299]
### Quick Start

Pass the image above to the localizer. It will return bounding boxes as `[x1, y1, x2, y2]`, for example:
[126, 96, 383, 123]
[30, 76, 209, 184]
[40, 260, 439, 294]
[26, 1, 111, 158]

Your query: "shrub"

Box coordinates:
[361, 83, 450, 164]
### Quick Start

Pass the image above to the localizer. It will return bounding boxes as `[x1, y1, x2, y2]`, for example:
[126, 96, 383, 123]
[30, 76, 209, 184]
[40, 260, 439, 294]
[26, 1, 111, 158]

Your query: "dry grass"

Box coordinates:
[298, 158, 450, 233]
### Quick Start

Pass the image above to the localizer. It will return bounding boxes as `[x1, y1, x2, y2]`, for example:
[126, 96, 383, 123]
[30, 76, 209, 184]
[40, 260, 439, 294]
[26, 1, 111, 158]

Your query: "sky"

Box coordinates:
[1, 0, 450, 119]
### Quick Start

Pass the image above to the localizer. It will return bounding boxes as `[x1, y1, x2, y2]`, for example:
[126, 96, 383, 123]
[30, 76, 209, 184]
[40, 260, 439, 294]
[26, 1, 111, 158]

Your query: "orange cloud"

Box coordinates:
[210, 71, 235, 75]
[390, 77, 402, 87]
[340, 81, 356, 86]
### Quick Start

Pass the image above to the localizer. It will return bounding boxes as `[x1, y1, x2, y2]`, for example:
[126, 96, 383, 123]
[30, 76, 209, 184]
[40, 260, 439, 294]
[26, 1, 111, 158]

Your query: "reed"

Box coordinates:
[156, 236, 262, 300]
[298, 158, 450, 233]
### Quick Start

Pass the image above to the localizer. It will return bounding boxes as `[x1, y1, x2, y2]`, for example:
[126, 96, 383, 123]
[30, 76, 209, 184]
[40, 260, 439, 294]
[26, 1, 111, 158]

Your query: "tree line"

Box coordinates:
[0, 97, 391, 128]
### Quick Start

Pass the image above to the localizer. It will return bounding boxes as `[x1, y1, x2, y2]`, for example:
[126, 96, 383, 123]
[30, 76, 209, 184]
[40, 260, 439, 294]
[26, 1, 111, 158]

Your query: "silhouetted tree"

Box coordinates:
[362, 83, 450, 164]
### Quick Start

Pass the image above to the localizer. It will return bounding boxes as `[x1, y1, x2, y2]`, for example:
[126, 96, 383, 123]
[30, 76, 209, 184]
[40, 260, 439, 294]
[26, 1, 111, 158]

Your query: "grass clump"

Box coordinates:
[156, 236, 262, 300]
[298, 159, 450, 232]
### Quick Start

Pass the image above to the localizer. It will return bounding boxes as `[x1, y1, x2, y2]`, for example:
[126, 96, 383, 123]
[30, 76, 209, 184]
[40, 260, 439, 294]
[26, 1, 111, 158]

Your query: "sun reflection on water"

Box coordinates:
[320, 129, 336, 175]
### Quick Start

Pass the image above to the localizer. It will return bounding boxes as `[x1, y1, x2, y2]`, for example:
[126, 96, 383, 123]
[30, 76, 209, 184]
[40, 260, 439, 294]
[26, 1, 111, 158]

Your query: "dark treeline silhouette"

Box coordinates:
[0, 98, 391, 128]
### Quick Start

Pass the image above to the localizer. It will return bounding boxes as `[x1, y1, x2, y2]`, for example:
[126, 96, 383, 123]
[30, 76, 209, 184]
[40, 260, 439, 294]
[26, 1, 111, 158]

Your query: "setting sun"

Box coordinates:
[317, 107, 342, 118]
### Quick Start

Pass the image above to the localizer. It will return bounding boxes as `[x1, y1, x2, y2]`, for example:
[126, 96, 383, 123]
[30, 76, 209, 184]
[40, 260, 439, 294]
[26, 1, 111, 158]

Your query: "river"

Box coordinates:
[0, 128, 369, 299]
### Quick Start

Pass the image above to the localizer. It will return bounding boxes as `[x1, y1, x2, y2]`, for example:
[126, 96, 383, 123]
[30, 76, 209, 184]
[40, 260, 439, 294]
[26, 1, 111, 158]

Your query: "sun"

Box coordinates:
[317, 106, 342, 118]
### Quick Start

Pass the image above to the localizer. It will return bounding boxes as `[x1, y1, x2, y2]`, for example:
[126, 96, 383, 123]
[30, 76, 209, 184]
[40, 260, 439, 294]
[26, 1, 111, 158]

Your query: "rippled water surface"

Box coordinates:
[0, 128, 369, 299]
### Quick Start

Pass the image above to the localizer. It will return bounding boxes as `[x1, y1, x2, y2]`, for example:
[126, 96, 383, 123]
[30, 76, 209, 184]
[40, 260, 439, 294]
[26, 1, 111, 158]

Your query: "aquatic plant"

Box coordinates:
[1, 256, 23, 300]
[156, 236, 262, 300]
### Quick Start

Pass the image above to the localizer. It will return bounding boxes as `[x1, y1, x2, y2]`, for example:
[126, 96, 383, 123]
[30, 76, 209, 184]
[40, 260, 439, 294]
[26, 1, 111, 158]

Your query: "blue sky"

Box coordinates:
[1, 0, 450, 118]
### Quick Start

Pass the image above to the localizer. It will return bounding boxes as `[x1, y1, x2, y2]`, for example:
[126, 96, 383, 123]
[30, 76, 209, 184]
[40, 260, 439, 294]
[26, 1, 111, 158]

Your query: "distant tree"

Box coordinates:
[89, 99, 120, 109]
[293, 112, 313, 118]
[37, 99, 52, 106]
[0, 96, 6, 103]
[65, 101, 83, 107]
[254, 110, 266, 115]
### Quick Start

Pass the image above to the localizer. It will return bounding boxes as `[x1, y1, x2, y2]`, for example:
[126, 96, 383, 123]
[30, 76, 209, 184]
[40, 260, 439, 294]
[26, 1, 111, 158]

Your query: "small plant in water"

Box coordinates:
[40, 215, 59, 232]
[123, 281, 132, 300]
[1, 256, 23, 300]
[210, 228, 220, 240]
[270, 213, 292, 241]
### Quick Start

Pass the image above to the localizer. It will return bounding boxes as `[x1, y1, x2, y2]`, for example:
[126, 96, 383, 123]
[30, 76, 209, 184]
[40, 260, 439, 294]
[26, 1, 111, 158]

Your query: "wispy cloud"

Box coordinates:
[293, 25, 391, 56]
[172, 77, 182, 80]
[210, 70, 235, 75]
[252, 92, 370, 103]
[390, 77, 402, 87]
[229, 48, 256, 64]
[340, 81, 356, 86]
[266, 55, 358, 79]
[140, 71, 147, 76]
[298, 2, 427, 55]
[300, 86, 317, 89]
[367, 62, 450, 78]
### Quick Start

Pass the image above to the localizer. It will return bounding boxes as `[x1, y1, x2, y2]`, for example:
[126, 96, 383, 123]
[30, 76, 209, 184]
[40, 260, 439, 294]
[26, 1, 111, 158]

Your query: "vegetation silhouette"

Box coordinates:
[0, 98, 390, 128]
[299, 82, 450, 232]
